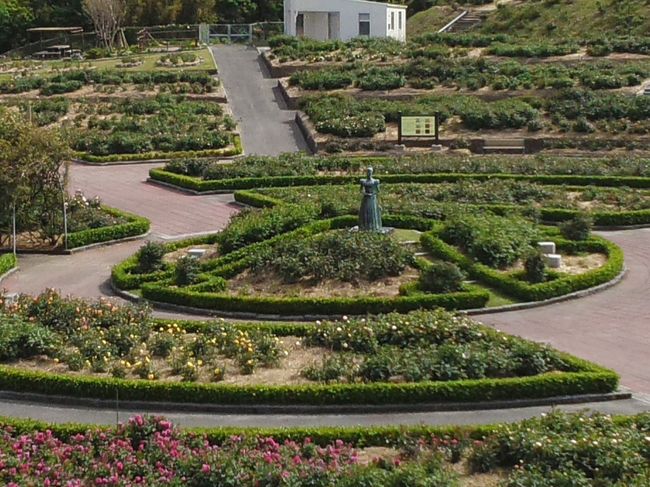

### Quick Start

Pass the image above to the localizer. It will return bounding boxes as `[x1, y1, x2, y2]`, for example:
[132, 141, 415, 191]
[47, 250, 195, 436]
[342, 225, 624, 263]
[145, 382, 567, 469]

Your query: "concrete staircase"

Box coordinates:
[446, 12, 482, 32]
[439, 11, 483, 33]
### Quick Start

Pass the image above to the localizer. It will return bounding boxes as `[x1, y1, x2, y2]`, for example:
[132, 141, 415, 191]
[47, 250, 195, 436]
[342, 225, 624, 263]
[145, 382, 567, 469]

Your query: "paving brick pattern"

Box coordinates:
[70, 162, 239, 239]
[477, 228, 650, 393]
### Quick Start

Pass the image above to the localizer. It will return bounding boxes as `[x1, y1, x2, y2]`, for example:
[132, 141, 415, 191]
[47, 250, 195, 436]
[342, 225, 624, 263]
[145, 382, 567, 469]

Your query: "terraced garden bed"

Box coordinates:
[150, 153, 650, 192]
[1, 94, 241, 162]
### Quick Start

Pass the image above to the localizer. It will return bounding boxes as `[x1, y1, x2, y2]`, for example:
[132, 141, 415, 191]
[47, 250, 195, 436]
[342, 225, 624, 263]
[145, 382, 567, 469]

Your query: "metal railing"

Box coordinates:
[437, 11, 468, 34]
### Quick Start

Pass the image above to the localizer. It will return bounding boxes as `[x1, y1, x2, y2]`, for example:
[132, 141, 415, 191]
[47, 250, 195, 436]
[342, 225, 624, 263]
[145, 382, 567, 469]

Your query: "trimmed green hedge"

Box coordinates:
[150, 168, 650, 193]
[0, 253, 17, 277]
[0, 414, 495, 445]
[422, 231, 624, 302]
[235, 188, 650, 228]
[0, 352, 617, 406]
[76, 135, 243, 163]
[140, 283, 490, 315]
[67, 207, 150, 249]
[111, 233, 220, 290]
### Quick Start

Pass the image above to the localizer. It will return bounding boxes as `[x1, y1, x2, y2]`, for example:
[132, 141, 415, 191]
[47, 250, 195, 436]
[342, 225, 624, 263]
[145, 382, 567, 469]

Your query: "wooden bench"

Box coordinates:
[483, 138, 526, 154]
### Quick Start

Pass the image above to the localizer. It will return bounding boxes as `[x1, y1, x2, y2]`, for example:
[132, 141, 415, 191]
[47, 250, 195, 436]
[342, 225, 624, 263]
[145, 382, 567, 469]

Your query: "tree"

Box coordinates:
[82, 0, 126, 51]
[0, 108, 70, 247]
[0, 0, 34, 53]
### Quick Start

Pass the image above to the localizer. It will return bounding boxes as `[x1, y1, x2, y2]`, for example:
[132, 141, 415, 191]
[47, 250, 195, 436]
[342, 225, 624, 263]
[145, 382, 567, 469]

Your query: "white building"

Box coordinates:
[284, 0, 407, 42]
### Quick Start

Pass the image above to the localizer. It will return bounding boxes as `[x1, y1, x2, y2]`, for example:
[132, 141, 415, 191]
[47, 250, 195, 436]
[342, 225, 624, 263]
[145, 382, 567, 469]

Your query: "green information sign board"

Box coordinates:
[398, 114, 439, 144]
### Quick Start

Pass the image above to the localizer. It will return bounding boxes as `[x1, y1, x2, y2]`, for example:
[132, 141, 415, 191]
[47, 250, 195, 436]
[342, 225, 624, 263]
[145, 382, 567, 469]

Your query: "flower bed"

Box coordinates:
[0, 293, 618, 406]
[288, 59, 649, 93]
[248, 181, 650, 227]
[150, 153, 650, 193]
[299, 91, 650, 141]
[0, 410, 646, 485]
[67, 205, 150, 249]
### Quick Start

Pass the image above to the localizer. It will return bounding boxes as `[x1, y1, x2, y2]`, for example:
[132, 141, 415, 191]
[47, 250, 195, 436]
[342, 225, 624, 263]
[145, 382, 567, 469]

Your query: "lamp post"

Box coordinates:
[58, 176, 68, 251]
[11, 203, 16, 256]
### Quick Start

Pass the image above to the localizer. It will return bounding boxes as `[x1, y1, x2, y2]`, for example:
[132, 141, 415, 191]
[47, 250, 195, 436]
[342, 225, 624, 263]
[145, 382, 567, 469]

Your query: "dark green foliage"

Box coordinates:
[441, 214, 537, 269]
[219, 204, 318, 254]
[251, 229, 415, 284]
[175, 256, 200, 286]
[523, 250, 546, 284]
[419, 261, 464, 293]
[0, 314, 59, 361]
[560, 214, 593, 240]
[469, 411, 650, 485]
[137, 241, 166, 273]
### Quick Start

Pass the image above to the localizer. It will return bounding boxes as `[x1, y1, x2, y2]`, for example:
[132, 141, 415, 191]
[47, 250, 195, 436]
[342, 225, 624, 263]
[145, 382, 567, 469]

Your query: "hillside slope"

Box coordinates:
[407, 5, 459, 37]
[480, 0, 650, 39]
[408, 0, 650, 39]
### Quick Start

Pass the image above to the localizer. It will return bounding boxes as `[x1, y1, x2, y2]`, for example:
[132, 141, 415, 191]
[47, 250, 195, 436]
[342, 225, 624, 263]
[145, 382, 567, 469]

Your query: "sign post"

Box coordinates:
[398, 114, 440, 145]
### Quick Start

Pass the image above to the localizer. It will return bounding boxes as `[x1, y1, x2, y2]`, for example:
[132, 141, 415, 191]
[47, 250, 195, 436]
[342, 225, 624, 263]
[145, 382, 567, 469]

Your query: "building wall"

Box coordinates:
[285, 0, 406, 42]
[304, 12, 329, 40]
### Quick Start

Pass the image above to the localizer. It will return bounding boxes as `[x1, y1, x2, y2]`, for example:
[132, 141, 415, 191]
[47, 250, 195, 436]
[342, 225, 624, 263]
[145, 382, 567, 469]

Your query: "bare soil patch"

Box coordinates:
[9, 336, 328, 386]
[227, 267, 420, 299]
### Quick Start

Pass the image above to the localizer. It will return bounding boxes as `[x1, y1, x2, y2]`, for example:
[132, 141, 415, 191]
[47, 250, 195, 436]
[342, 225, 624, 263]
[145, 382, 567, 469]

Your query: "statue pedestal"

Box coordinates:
[349, 225, 394, 235]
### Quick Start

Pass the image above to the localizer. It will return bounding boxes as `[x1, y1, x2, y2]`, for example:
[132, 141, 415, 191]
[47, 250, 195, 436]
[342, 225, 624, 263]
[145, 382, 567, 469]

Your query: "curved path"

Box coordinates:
[477, 228, 650, 394]
[2, 162, 239, 298]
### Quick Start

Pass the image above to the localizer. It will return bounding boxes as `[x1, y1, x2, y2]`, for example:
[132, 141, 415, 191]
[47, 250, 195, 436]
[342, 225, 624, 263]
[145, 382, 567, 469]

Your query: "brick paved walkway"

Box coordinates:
[477, 228, 650, 394]
[2, 162, 240, 297]
[70, 162, 239, 239]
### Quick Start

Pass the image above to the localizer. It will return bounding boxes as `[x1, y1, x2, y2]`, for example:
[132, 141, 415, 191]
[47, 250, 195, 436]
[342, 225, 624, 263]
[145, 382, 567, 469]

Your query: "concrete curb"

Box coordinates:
[467, 266, 628, 316]
[12, 232, 150, 256]
[111, 266, 628, 322]
[0, 389, 631, 415]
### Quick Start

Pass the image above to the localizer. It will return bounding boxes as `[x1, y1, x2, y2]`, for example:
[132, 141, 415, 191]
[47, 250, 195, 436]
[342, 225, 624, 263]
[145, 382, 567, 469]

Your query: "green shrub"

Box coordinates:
[251, 229, 415, 284]
[316, 113, 386, 138]
[356, 68, 406, 91]
[175, 256, 200, 286]
[441, 214, 537, 268]
[419, 261, 465, 293]
[523, 250, 546, 283]
[0, 315, 59, 361]
[219, 204, 318, 254]
[0, 253, 16, 276]
[560, 214, 593, 240]
[136, 241, 166, 273]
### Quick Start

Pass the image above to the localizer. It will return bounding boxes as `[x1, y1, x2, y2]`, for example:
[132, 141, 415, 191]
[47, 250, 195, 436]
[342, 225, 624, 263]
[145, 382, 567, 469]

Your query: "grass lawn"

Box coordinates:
[407, 5, 458, 38]
[473, 283, 519, 308]
[0, 48, 216, 81]
[391, 228, 423, 243]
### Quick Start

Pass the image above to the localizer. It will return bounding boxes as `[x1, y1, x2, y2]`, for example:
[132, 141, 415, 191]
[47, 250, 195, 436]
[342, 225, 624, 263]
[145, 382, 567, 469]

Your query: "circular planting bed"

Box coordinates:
[0, 292, 618, 408]
[113, 189, 624, 318]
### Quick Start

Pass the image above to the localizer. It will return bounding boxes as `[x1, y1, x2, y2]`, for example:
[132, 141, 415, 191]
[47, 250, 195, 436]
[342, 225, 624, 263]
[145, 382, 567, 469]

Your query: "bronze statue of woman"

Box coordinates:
[359, 167, 383, 232]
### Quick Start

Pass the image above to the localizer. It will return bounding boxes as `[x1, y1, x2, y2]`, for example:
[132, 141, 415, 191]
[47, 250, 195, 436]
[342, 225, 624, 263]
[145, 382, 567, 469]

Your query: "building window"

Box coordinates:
[359, 13, 370, 36]
[398, 11, 402, 30]
[390, 11, 395, 30]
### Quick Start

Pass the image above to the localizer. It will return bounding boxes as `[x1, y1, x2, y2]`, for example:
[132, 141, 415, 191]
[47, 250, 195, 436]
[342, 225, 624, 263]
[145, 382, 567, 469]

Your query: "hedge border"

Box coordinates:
[0, 253, 17, 278]
[0, 354, 618, 407]
[422, 230, 624, 302]
[67, 206, 151, 250]
[1, 411, 645, 447]
[234, 186, 650, 228]
[129, 215, 489, 316]
[74, 135, 243, 163]
[149, 167, 650, 193]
